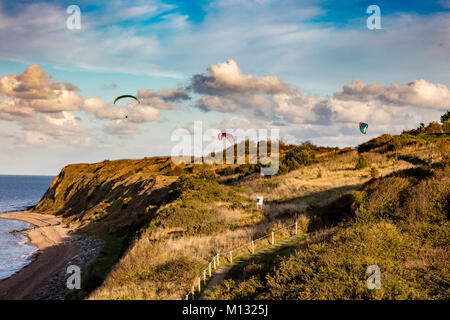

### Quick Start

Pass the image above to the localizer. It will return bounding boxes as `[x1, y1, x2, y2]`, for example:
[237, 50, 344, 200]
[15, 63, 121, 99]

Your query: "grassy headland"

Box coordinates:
[31, 122, 449, 300]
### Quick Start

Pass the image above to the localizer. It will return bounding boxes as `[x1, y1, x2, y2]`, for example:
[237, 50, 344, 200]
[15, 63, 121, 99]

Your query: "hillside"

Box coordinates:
[204, 165, 449, 299]
[31, 130, 449, 300]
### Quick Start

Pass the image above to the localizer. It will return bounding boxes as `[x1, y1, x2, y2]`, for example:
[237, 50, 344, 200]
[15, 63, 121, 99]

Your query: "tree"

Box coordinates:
[440, 110, 450, 124]
[418, 123, 425, 133]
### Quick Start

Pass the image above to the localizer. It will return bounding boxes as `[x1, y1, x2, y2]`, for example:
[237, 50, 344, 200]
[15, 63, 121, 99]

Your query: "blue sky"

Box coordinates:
[0, 0, 449, 175]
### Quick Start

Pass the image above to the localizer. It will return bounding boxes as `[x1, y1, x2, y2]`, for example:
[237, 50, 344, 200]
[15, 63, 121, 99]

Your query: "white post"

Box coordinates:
[192, 286, 194, 295]
[213, 256, 216, 269]
[230, 251, 233, 263]
[295, 221, 298, 235]
[271, 231, 274, 245]
[198, 278, 201, 291]
[251, 240, 255, 254]
[203, 270, 206, 283]
[209, 263, 212, 276]
[186, 294, 189, 300]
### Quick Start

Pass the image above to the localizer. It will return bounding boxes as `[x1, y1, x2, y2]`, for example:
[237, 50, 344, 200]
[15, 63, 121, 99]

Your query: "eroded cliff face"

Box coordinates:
[33, 157, 180, 236]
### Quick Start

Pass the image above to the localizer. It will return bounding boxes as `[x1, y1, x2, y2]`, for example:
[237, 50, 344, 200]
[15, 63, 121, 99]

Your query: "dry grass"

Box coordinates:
[90, 222, 271, 300]
[88, 140, 447, 300]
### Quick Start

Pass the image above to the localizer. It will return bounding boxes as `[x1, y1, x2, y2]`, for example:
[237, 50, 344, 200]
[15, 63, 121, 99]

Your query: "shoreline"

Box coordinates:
[0, 218, 38, 281]
[0, 211, 87, 299]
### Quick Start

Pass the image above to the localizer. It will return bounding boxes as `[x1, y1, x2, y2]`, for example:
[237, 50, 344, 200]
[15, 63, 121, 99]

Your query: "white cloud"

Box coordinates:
[382, 80, 450, 110]
[137, 88, 190, 109]
[186, 60, 447, 146]
[0, 64, 82, 116]
[104, 120, 138, 136]
[20, 111, 93, 146]
[189, 59, 291, 96]
[82, 96, 161, 123]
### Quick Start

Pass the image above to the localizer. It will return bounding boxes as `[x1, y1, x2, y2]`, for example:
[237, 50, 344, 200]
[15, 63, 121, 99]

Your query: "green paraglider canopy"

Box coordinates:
[113, 95, 140, 104]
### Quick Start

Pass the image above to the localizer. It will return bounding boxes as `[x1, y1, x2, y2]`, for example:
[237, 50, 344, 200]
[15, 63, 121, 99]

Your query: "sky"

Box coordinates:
[0, 0, 449, 175]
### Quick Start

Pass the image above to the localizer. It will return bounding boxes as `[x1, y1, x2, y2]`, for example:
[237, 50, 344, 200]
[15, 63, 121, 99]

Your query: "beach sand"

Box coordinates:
[0, 211, 80, 300]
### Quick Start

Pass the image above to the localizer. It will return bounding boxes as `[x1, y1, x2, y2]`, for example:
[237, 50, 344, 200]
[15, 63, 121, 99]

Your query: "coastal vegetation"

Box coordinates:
[30, 118, 449, 300]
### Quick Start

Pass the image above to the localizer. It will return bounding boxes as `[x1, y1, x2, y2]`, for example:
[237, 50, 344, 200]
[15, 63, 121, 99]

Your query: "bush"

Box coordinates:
[278, 146, 315, 175]
[198, 169, 217, 181]
[208, 166, 450, 300]
[265, 222, 283, 235]
[424, 121, 443, 134]
[370, 167, 380, 178]
[236, 164, 258, 176]
[443, 121, 450, 133]
[438, 140, 450, 164]
[222, 166, 235, 176]
[357, 134, 393, 153]
[355, 155, 369, 169]
[285, 146, 315, 166]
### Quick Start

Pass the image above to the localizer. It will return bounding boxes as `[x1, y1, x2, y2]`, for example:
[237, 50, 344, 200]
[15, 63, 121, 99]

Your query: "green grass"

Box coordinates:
[205, 165, 450, 300]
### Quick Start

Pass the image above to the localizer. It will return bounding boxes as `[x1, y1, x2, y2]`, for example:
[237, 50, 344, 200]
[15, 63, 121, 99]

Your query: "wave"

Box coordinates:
[0, 219, 38, 280]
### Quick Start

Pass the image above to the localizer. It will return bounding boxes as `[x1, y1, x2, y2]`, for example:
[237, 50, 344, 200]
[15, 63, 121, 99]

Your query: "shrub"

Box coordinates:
[355, 155, 369, 169]
[443, 121, 450, 133]
[222, 166, 235, 176]
[370, 167, 380, 178]
[285, 146, 315, 166]
[264, 222, 283, 235]
[357, 134, 393, 153]
[277, 164, 289, 175]
[438, 140, 450, 164]
[198, 169, 217, 181]
[424, 121, 443, 134]
[236, 164, 259, 176]
[389, 136, 402, 151]
[278, 145, 315, 175]
[313, 191, 364, 227]
[169, 165, 184, 176]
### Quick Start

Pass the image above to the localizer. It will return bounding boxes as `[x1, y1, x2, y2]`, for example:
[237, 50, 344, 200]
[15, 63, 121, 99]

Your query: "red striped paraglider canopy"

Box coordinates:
[218, 132, 235, 145]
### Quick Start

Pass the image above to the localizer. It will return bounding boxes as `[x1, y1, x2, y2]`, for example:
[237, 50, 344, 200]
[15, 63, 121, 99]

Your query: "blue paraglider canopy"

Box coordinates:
[359, 122, 368, 134]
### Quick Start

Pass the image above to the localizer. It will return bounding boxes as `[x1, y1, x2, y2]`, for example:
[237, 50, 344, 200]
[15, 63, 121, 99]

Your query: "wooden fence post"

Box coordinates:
[295, 221, 298, 235]
[271, 231, 274, 245]
[192, 286, 194, 296]
[198, 278, 201, 292]
[203, 270, 206, 283]
[230, 251, 233, 263]
[251, 240, 255, 254]
[213, 256, 216, 269]
[209, 263, 212, 277]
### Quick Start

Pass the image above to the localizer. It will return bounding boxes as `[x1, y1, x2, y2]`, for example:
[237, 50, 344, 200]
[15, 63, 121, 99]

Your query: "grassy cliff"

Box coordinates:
[31, 130, 449, 300]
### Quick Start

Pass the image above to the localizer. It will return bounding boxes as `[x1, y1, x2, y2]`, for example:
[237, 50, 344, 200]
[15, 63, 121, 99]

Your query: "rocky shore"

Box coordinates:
[33, 234, 103, 300]
[0, 211, 103, 300]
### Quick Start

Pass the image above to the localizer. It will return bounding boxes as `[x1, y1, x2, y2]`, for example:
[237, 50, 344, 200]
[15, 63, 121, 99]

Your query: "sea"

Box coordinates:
[0, 175, 54, 280]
